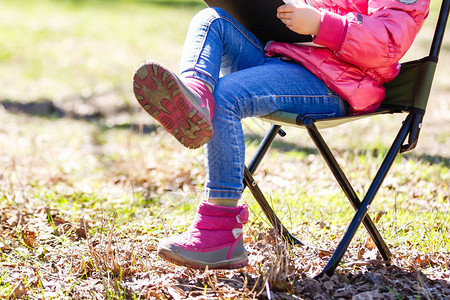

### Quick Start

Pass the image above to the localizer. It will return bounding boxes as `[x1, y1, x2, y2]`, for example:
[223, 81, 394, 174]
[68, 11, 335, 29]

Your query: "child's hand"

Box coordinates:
[277, 3, 322, 36]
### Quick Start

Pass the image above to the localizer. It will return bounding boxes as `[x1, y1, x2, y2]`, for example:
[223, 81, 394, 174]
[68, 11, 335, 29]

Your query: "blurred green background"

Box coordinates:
[0, 0, 448, 104]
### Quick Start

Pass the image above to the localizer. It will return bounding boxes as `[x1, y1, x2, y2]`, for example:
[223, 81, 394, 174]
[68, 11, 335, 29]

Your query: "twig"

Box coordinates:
[249, 273, 261, 295]
[265, 280, 272, 300]
[343, 259, 389, 267]
[415, 267, 434, 300]
[106, 213, 117, 254]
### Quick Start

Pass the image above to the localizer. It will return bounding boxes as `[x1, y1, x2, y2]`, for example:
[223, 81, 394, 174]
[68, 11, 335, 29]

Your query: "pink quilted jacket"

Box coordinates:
[265, 0, 430, 114]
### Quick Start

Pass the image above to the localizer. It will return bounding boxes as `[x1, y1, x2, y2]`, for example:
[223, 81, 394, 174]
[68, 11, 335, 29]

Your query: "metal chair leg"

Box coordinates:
[246, 113, 413, 277]
[314, 113, 413, 278]
[299, 116, 393, 263]
[244, 124, 303, 245]
[244, 167, 304, 246]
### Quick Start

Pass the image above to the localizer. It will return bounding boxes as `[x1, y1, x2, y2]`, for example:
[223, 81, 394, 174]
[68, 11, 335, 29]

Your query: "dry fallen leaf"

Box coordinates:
[22, 230, 37, 248]
[76, 218, 90, 239]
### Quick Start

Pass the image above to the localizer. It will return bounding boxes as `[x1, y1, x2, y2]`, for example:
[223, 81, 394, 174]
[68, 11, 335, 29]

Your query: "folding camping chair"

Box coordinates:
[243, 0, 449, 278]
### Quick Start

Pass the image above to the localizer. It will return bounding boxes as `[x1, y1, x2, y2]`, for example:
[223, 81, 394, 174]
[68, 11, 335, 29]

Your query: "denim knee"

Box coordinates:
[191, 7, 233, 26]
[212, 80, 243, 122]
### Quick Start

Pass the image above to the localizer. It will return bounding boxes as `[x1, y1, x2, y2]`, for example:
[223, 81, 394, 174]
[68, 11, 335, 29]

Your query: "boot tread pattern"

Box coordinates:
[133, 60, 213, 149]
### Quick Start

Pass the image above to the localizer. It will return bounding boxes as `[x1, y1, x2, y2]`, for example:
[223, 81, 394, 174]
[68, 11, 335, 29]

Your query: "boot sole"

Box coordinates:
[158, 247, 248, 270]
[133, 60, 213, 149]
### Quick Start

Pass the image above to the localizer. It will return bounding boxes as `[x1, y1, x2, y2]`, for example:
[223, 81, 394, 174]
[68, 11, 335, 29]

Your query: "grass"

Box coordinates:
[0, 0, 205, 102]
[0, 0, 449, 298]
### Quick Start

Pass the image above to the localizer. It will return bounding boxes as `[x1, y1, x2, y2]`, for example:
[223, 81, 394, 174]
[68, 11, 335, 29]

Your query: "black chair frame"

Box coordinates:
[243, 0, 449, 278]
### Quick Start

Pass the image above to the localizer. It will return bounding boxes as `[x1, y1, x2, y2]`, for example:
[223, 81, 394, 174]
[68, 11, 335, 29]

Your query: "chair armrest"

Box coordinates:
[400, 113, 423, 153]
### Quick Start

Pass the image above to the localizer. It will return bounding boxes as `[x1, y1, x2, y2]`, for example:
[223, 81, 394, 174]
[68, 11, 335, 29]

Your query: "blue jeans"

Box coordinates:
[179, 8, 348, 200]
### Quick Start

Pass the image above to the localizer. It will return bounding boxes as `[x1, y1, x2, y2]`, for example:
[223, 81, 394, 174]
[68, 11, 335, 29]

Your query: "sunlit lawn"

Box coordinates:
[0, 0, 448, 298]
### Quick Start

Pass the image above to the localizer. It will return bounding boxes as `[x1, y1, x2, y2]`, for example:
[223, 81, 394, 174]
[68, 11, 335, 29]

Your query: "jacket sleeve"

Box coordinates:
[313, 0, 430, 68]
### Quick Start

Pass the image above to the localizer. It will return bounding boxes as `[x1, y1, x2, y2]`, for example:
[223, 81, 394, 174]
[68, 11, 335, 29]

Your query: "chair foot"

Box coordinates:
[283, 231, 304, 246]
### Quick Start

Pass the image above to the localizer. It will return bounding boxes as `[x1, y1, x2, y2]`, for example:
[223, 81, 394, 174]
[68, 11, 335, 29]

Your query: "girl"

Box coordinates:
[133, 0, 430, 269]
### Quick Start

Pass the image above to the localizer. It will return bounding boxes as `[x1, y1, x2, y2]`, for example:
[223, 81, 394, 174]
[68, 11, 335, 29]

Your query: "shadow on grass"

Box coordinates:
[244, 132, 450, 168]
[1, 99, 66, 118]
[0, 98, 158, 135]
[245, 132, 319, 155]
[402, 152, 450, 167]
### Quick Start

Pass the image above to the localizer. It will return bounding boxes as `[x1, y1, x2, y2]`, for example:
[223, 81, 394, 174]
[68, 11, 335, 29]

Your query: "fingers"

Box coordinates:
[277, 4, 294, 14]
[277, 4, 293, 22]
[277, 13, 291, 22]
[278, 14, 291, 24]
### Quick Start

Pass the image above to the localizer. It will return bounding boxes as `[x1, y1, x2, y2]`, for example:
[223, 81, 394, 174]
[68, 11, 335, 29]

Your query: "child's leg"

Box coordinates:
[133, 7, 266, 149]
[205, 58, 349, 201]
[158, 58, 349, 269]
[179, 7, 266, 90]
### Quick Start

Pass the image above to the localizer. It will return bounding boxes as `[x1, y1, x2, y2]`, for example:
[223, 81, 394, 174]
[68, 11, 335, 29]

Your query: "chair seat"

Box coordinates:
[259, 107, 399, 129]
[259, 56, 437, 130]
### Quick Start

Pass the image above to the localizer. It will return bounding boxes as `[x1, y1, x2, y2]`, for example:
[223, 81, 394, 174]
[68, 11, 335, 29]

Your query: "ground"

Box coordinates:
[0, 0, 449, 299]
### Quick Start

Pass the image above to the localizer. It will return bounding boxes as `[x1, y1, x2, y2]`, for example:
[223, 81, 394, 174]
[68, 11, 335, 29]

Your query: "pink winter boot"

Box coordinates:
[158, 201, 249, 269]
[133, 60, 214, 149]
